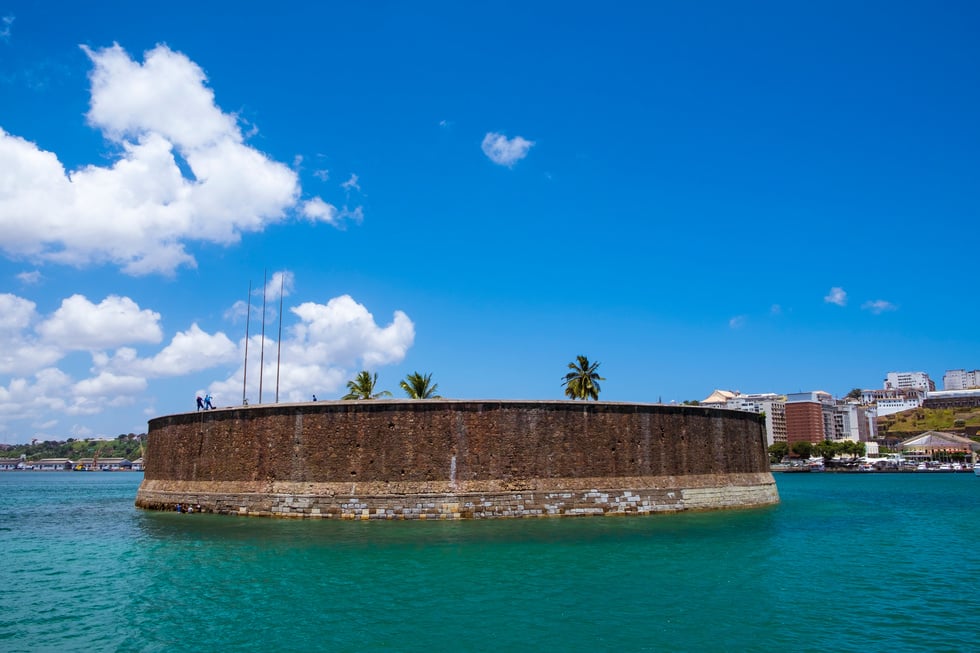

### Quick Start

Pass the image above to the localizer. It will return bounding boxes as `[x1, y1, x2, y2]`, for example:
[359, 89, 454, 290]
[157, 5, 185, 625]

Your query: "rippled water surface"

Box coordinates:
[1, 472, 978, 652]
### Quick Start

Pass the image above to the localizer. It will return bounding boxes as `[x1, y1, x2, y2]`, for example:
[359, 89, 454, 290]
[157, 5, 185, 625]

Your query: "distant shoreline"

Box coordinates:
[0, 469, 143, 473]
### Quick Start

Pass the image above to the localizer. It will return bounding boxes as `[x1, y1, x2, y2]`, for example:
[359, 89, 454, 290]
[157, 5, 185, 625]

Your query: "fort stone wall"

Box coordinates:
[136, 400, 778, 518]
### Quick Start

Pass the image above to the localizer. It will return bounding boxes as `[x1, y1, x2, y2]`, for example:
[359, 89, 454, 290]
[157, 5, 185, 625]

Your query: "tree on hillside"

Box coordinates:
[562, 355, 605, 401]
[400, 372, 440, 399]
[342, 371, 392, 400]
[845, 388, 863, 400]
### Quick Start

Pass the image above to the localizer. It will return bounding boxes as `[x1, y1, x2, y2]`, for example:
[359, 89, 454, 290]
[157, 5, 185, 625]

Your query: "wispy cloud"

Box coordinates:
[0, 16, 13, 42]
[862, 299, 896, 315]
[262, 270, 295, 301]
[16, 270, 41, 285]
[824, 287, 847, 306]
[481, 132, 535, 167]
[729, 315, 746, 329]
[341, 173, 360, 193]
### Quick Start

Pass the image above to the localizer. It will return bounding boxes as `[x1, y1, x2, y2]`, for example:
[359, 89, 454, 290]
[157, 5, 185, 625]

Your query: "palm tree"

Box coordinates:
[342, 371, 392, 400]
[562, 355, 605, 400]
[400, 371, 441, 399]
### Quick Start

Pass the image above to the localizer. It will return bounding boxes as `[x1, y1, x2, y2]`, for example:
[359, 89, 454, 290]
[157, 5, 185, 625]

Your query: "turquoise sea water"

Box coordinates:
[1, 472, 978, 653]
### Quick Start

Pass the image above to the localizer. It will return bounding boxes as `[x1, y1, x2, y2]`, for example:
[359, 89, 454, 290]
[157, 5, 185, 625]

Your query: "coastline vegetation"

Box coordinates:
[0, 434, 146, 461]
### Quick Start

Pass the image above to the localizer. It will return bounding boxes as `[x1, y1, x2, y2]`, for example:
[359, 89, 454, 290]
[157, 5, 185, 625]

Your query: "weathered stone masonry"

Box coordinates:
[136, 400, 779, 518]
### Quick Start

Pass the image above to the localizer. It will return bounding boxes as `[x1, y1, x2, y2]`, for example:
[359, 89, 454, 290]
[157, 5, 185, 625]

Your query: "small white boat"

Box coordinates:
[973, 462, 980, 477]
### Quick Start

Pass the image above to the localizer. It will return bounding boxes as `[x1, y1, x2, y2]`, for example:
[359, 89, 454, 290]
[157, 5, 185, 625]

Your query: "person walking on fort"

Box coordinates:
[204, 393, 214, 410]
[196, 395, 204, 411]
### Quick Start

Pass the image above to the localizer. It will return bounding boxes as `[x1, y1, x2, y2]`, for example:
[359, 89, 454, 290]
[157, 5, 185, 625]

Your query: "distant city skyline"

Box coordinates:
[1, 3, 978, 443]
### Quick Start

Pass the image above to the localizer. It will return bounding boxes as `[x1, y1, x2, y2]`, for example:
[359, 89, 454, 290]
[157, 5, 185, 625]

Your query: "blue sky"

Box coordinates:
[0, 2, 977, 443]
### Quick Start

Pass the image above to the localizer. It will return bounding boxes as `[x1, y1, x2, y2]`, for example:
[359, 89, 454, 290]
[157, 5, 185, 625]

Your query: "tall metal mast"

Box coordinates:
[259, 269, 267, 404]
[242, 280, 252, 405]
[275, 272, 284, 403]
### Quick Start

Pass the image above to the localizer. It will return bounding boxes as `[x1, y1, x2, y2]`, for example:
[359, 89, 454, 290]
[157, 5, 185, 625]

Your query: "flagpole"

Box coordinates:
[259, 269, 267, 404]
[275, 273, 284, 403]
[242, 281, 251, 406]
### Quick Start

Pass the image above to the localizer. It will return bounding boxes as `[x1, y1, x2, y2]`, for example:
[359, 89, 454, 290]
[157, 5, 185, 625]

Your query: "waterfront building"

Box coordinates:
[698, 390, 788, 446]
[923, 389, 980, 409]
[74, 457, 133, 471]
[0, 458, 19, 471]
[832, 402, 874, 442]
[858, 387, 925, 416]
[722, 393, 787, 446]
[860, 387, 925, 405]
[785, 391, 834, 446]
[700, 389, 738, 406]
[33, 459, 73, 471]
[877, 396, 924, 417]
[900, 431, 979, 460]
[943, 369, 980, 390]
[884, 371, 935, 392]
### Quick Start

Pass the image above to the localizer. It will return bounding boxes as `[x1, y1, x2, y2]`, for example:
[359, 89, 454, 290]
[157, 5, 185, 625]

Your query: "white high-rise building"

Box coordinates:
[884, 371, 935, 392]
[832, 403, 875, 442]
[943, 369, 980, 390]
[723, 393, 787, 446]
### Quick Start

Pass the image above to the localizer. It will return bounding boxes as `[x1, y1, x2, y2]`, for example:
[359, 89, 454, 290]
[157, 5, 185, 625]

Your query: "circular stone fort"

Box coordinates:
[136, 400, 779, 519]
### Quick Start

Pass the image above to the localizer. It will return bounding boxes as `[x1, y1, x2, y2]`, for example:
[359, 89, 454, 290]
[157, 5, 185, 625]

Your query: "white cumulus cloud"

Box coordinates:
[73, 371, 147, 400]
[96, 324, 239, 378]
[209, 294, 415, 404]
[301, 197, 339, 225]
[0, 286, 414, 437]
[0, 294, 65, 375]
[481, 132, 535, 167]
[0, 43, 352, 276]
[824, 287, 847, 307]
[37, 294, 163, 351]
[263, 270, 295, 302]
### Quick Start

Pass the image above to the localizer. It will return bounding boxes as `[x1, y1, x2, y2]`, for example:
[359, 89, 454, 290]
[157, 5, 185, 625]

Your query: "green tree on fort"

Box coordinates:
[845, 388, 863, 401]
[342, 371, 392, 400]
[562, 355, 605, 400]
[400, 372, 440, 399]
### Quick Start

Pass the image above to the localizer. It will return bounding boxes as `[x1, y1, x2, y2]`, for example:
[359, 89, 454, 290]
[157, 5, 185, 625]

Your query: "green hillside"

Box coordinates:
[877, 407, 980, 439]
